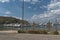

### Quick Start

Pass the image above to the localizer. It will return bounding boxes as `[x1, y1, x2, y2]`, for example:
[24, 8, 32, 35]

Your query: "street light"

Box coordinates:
[22, 0, 24, 21]
[21, 0, 24, 30]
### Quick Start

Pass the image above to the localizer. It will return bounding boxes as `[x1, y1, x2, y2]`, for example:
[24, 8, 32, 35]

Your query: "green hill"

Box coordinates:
[0, 16, 29, 25]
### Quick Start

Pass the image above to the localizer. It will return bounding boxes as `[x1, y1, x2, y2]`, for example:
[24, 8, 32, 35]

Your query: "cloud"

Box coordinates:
[28, 6, 31, 8]
[3, 15, 22, 20]
[20, 0, 30, 2]
[31, 0, 60, 24]
[20, 0, 38, 2]
[0, 0, 10, 3]
[48, 2, 60, 10]
[5, 11, 11, 14]
[3, 15, 8, 17]
[51, 0, 57, 3]
[30, 0, 39, 4]
[20, 0, 39, 4]
[12, 16, 22, 20]
[1, 11, 12, 15]
[0, 0, 16, 3]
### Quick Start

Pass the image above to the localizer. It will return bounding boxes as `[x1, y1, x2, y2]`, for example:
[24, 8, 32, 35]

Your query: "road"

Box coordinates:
[0, 33, 60, 40]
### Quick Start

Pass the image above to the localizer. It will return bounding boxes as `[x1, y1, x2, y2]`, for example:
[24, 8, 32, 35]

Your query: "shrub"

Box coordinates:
[27, 30, 40, 34]
[53, 31, 59, 35]
[27, 30, 47, 34]
[18, 30, 26, 33]
[47, 32, 52, 34]
[39, 30, 47, 34]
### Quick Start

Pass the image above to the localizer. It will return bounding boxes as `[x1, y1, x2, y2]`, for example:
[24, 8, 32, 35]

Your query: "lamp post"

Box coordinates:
[22, 0, 24, 21]
[21, 0, 24, 30]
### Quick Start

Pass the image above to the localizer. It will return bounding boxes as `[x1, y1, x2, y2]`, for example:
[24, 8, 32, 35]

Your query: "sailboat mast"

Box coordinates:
[55, 20, 58, 31]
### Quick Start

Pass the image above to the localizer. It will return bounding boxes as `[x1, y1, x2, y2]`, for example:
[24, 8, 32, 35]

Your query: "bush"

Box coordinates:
[27, 30, 47, 34]
[27, 30, 40, 34]
[47, 32, 52, 34]
[53, 31, 59, 35]
[18, 30, 26, 33]
[39, 30, 47, 34]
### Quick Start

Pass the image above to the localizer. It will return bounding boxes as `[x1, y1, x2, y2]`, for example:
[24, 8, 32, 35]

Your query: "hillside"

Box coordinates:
[0, 16, 29, 25]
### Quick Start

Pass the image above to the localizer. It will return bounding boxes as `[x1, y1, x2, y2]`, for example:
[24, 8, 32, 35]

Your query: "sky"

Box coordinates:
[0, 0, 60, 24]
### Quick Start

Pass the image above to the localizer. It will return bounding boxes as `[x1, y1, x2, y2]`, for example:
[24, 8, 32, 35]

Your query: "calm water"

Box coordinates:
[22, 25, 60, 31]
[0, 25, 60, 31]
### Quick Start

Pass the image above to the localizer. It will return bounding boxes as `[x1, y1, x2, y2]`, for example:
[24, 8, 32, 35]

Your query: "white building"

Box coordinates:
[3, 23, 21, 27]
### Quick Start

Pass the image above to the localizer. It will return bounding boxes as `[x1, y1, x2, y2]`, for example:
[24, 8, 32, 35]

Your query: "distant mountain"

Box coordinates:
[0, 16, 30, 25]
